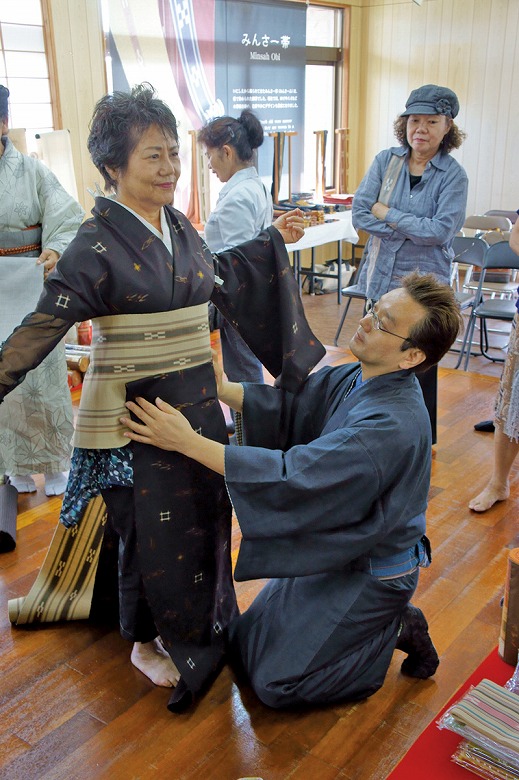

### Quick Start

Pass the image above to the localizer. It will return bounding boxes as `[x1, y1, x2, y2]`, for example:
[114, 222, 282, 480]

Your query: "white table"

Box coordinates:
[287, 210, 359, 303]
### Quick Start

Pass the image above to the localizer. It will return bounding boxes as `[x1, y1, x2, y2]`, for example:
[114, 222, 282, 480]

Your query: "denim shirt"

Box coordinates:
[352, 146, 468, 299]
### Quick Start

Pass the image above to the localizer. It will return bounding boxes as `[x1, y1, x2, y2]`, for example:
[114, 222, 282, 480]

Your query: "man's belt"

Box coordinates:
[353, 535, 432, 580]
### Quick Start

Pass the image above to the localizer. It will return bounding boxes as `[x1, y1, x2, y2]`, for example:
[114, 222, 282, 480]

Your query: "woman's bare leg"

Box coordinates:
[469, 427, 519, 512]
[131, 638, 180, 687]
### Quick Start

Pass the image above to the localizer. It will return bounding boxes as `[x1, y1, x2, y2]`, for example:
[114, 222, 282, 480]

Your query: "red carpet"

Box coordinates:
[387, 649, 514, 779]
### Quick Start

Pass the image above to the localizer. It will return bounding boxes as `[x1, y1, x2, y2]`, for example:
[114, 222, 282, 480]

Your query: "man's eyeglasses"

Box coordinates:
[365, 299, 413, 344]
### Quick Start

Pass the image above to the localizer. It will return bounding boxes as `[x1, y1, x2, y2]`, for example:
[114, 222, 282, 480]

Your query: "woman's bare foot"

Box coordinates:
[468, 483, 510, 512]
[130, 638, 180, 687]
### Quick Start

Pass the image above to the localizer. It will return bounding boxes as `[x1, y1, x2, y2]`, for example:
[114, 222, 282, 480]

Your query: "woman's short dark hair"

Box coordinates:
[87, 83, 178, 191]
[197, 109, 264, 162]
[0, 84, 9, 123]
[393, 115, 466, 154]
[400, 271, 463, 371]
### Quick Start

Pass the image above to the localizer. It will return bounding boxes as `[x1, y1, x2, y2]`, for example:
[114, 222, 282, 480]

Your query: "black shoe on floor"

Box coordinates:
[474, 420, 495, 433]
[396, 604, 440, 679]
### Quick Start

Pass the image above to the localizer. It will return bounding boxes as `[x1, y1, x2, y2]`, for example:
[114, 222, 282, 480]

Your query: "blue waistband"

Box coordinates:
[354, 536, 431, 579]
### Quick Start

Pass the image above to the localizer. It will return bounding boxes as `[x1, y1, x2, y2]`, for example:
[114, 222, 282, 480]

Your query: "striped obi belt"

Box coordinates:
[74, 304, 211, 450]
[0, 225, 42, 256]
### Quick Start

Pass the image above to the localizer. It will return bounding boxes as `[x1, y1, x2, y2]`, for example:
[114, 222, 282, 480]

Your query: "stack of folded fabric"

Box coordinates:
[452, 741, 519, 779]
[437, 678, 519, 778]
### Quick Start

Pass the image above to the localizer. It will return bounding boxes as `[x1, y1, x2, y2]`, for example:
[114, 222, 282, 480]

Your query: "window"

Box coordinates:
[0, 0, 54, 151]
[302, 5, 344, 195]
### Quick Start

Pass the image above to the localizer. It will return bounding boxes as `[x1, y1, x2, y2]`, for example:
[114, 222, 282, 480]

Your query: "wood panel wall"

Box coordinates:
[46, 0, 106, 211]
[347, 0, 519, 215]
[44, 0, 518, 216]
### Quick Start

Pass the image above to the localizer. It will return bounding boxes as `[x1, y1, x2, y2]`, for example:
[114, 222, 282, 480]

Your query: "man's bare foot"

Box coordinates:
[468, 484, 510, 512]
[130, 638, 180, 687]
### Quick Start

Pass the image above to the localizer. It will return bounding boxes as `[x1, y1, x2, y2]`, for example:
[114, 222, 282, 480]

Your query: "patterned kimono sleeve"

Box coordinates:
[36, 163, 85, 255]
[211, 226, 325, 393]
[0, 232, 106, 401]
[0, 312, 72, 401]
[37, 228, 111, 322]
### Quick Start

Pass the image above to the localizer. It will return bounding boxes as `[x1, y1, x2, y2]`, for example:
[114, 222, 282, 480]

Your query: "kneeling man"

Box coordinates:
[122, 272, 462, 709]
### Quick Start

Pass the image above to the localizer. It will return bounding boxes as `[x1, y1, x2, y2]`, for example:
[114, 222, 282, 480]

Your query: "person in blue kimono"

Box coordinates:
[122, 271, 463, 709]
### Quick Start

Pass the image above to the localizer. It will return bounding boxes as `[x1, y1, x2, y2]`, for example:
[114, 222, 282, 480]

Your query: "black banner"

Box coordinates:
[214, 0, 306, 194]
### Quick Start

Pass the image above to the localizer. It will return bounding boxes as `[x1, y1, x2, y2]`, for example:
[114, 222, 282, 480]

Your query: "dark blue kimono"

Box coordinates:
[225, 362, 432, 708]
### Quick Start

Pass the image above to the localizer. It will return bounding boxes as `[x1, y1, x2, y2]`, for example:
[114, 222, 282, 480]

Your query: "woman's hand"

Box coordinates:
[371, 202, 389, 221]
[37, 248, 60, 277]
[273, 208, 305, 244]
[121, 397, 194, 453]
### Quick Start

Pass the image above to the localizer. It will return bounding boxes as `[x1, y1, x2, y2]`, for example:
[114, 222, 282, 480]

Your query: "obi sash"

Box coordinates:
[0, 225, 42, 257]
[75, 304, 211, 449]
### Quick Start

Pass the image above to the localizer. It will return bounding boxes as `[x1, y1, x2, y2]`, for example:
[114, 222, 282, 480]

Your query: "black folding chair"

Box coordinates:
[333, 246, 368, 347]
[450, 236, 488, 368]
[457, 241, 519, 371]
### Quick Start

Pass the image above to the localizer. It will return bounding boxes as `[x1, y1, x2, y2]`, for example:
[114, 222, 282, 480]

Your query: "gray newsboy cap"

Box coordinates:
[401, 84, 459, 119]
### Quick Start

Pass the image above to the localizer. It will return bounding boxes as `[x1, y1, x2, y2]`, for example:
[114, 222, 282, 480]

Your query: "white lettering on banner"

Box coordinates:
[232, 84, 298, 118]
[241, 32, 291, 49]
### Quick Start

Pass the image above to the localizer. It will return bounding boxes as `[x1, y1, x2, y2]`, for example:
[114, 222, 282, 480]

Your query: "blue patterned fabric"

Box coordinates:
[60, 445, 133, 527]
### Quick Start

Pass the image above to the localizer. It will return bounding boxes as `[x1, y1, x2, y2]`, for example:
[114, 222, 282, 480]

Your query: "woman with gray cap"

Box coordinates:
[352, 84, 468, 442]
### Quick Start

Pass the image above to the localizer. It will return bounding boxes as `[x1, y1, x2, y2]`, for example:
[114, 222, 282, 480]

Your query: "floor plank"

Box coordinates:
[0, 291, 517, 779]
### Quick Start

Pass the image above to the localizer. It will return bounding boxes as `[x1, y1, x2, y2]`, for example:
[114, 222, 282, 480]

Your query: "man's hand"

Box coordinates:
[272, 208, 305, 244]
[211, 348, 224, 397]
[37, 248, 60, 277]
[121, 396, 226, 474]
[122, 397, 194, 453]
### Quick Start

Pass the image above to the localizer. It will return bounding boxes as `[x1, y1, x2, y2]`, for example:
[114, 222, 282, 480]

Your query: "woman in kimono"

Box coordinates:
[0, 84, 324, 712]
[0, 84, 84, 497]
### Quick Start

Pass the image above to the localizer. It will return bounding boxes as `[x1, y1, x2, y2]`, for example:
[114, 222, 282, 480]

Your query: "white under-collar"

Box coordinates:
[111, 199, 173, 254]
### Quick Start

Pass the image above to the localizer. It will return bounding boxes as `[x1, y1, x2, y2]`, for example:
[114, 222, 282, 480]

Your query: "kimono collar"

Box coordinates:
[109, 197, 172, 254]
[344, 367, 363, 400]
[346, 367, 416, 399]
[353, 367, 416, 395]
[0, 135, 16, 161]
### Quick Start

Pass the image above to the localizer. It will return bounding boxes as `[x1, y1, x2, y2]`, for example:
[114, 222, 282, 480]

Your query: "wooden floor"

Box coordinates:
[1, 293, 518, 780]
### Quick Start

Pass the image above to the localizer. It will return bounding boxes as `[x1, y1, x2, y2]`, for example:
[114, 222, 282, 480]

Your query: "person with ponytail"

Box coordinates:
[199, 110, 273, 424]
